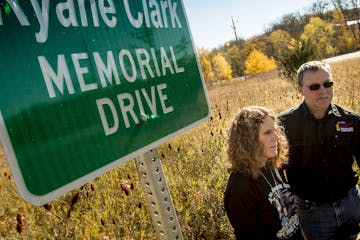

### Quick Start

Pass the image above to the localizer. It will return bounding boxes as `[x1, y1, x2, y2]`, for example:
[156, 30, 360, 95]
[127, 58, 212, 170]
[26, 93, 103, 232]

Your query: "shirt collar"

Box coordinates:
[328, 103, 342, 117]
[300, 102, 342, 119]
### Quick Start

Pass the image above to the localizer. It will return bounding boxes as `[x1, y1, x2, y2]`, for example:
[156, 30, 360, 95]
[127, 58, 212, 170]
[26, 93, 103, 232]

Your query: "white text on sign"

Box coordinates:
[0, 0, 181, 43]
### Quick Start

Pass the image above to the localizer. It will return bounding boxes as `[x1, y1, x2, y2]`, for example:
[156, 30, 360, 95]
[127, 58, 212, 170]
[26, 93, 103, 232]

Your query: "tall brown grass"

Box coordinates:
[0, 58, 359, 239]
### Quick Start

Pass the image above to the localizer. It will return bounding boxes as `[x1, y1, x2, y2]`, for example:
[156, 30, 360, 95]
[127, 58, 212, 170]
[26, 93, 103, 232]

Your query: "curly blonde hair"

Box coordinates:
[226, 106, 288, 179]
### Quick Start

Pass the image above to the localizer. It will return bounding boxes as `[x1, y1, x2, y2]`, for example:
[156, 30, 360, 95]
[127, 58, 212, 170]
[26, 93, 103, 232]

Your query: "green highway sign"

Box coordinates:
[0, 0, 210, 205]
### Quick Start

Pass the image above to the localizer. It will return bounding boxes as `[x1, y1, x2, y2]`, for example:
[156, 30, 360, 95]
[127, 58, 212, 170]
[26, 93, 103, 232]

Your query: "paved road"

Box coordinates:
[323, 50, 360, 63]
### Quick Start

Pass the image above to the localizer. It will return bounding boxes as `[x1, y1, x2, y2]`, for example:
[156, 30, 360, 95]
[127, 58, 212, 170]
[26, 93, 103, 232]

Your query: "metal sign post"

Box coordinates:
[135, 149, 183, 240]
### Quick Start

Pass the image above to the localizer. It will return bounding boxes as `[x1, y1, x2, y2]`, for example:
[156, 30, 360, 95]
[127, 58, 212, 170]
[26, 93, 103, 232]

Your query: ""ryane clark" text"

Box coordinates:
[0, 0, 181, 43]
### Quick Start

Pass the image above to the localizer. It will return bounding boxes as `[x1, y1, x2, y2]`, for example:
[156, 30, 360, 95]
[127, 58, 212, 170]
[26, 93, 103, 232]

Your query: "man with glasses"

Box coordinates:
[279, 60, 360, 240]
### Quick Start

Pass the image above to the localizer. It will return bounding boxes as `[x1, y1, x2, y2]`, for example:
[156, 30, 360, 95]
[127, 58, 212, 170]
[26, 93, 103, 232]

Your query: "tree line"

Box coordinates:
[198, 0, 360, 85]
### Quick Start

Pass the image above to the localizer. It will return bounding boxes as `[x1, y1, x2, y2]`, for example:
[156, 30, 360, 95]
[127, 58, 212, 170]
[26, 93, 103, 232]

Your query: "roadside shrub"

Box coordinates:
[277, 39, 316, 83]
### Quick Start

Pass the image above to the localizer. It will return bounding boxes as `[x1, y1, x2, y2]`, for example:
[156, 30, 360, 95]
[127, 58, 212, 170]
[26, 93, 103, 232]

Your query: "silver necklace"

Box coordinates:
[260, 167, 288, 216]
[259, 166, 278, 188]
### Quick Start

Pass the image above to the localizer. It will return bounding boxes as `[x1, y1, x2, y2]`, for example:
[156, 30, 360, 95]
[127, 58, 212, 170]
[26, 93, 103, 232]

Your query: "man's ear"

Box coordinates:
[297, 85, 304, 95]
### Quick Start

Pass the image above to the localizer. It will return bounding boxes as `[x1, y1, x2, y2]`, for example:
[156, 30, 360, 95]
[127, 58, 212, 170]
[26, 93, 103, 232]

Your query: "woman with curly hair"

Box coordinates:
[224, 106, 302, 240]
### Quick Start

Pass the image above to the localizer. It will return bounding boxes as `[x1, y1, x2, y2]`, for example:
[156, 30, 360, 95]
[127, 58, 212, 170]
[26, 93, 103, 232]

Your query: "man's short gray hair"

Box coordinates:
[297, 61, 332, 86]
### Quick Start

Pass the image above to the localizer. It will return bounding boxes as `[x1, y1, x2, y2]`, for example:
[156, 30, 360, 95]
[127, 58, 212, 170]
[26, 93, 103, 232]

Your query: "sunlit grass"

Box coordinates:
[0, 58, 359, 239]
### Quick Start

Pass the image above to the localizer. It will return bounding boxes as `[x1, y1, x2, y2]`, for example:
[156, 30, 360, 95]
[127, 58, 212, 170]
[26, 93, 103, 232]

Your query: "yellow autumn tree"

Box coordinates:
[211, 53, 232, 81]
[301, 17, 335, 58]
[269, 29, 292, 59]
[332, 10, 357, 54]
[243, 37, 267, 60]
[198, 48, 215, 83]
[245, 49, 277, 74]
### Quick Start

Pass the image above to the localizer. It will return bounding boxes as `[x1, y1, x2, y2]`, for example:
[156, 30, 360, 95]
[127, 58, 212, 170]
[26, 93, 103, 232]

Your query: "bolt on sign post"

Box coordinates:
[0, 0, 210, 211]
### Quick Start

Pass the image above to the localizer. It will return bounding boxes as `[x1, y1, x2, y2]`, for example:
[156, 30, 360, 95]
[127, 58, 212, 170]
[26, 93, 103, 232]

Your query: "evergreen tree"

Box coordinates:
[277, 39, 316, 83]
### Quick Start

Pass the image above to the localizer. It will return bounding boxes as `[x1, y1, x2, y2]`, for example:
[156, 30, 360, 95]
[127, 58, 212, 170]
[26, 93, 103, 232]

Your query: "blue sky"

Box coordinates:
[182, 0, 316, 50]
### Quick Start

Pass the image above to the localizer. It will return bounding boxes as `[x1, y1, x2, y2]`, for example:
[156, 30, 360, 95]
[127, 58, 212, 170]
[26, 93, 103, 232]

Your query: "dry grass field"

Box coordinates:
[0, 58, 359, 239]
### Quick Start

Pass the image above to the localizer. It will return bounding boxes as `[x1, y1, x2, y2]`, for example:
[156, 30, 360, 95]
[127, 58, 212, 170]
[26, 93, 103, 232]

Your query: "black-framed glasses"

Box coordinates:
[306, 81, 334, 91]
